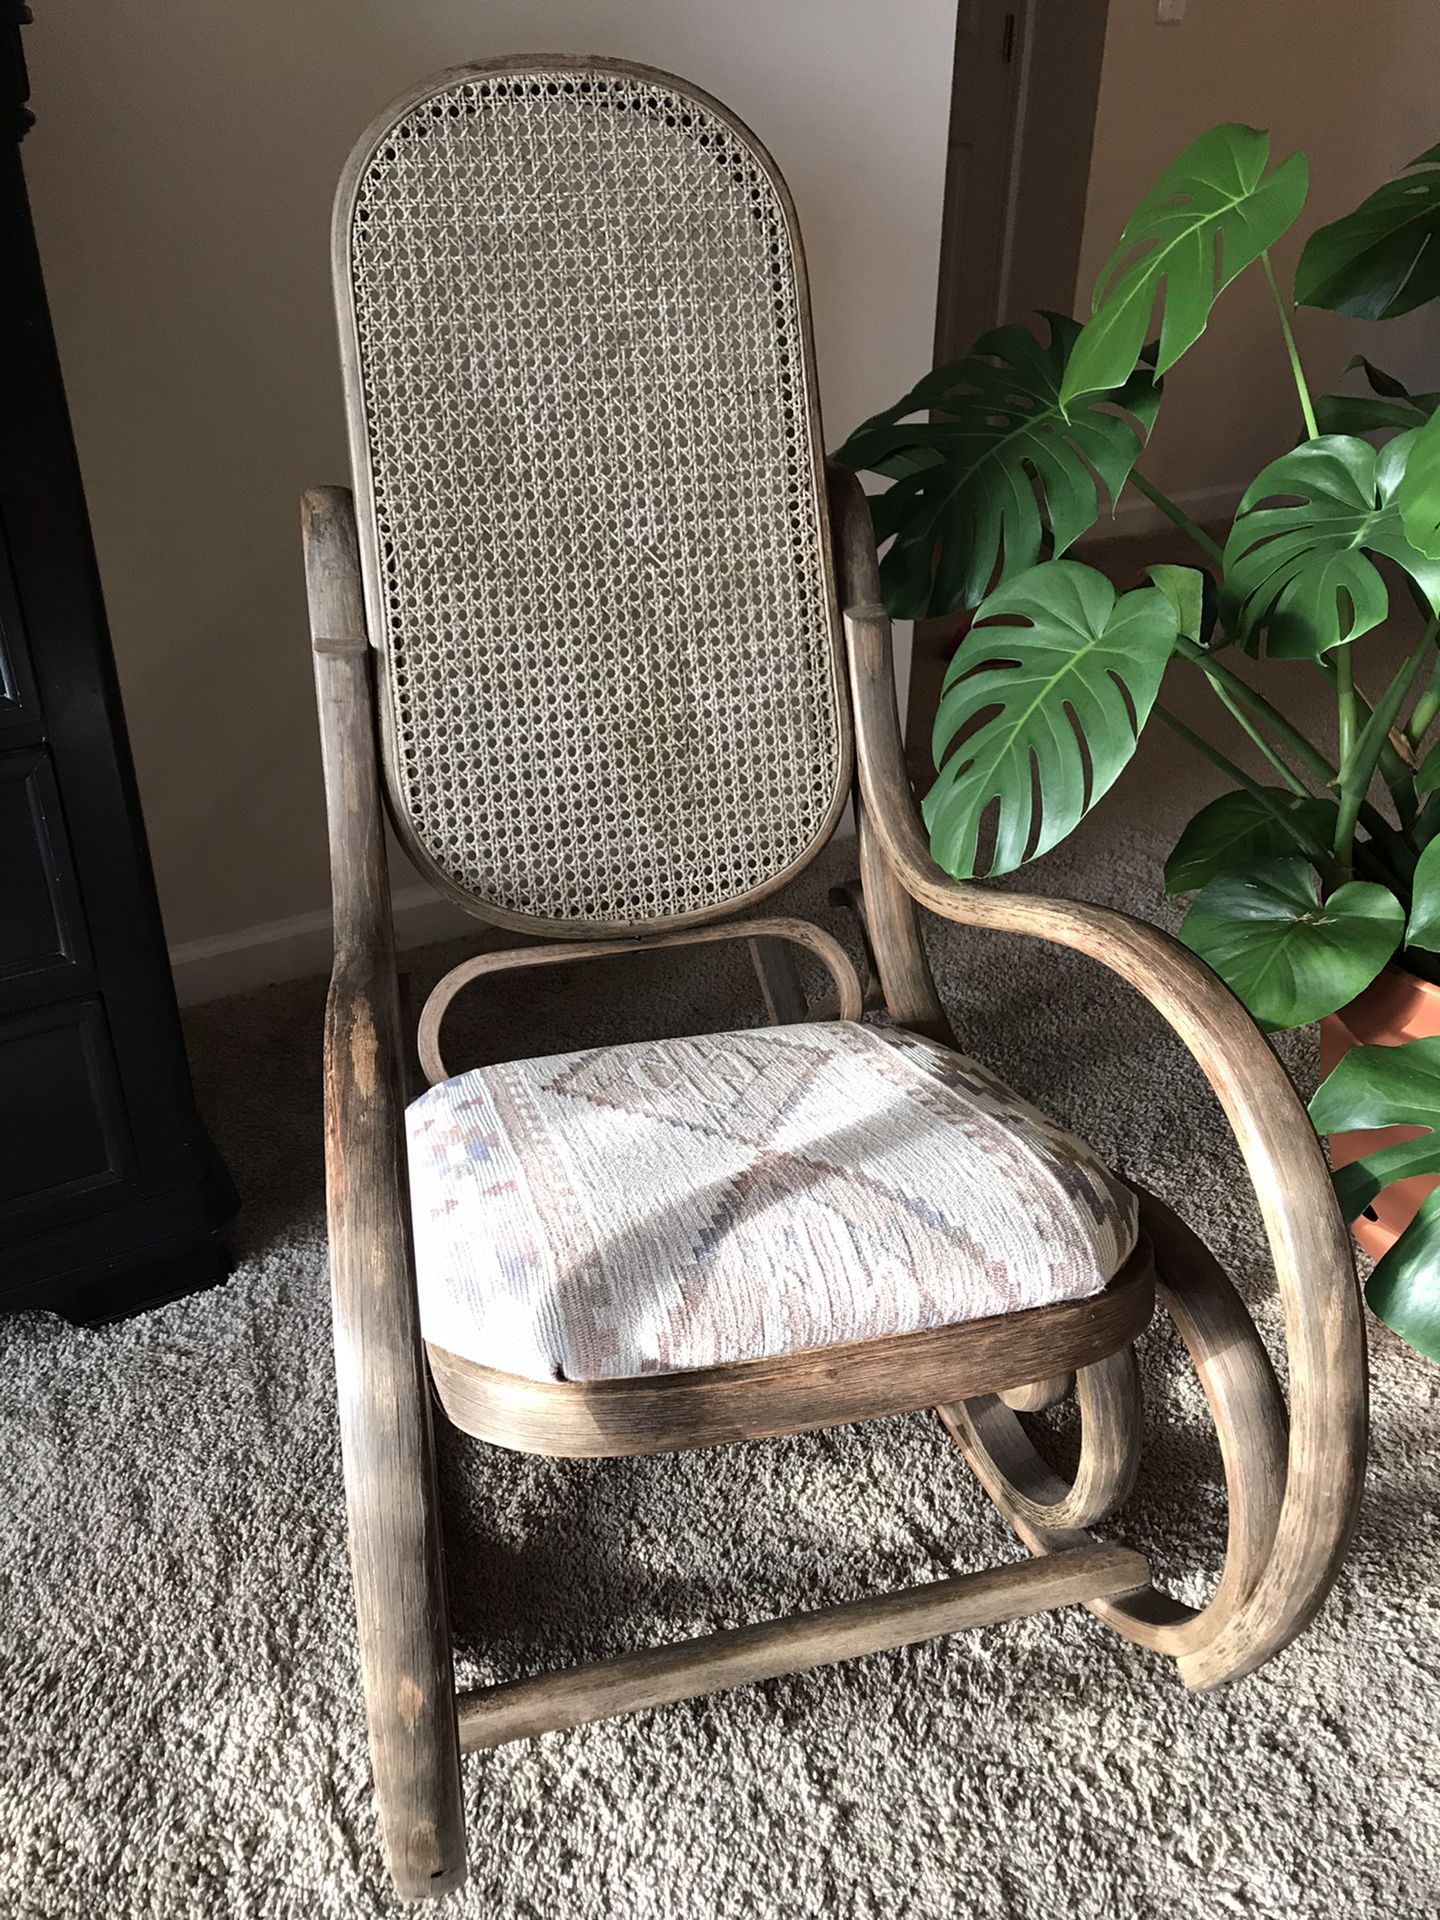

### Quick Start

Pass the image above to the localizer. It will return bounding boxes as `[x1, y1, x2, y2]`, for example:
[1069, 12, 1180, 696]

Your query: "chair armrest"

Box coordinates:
[828, 467, 1367, 1686]
[302, 487, 466, 1895]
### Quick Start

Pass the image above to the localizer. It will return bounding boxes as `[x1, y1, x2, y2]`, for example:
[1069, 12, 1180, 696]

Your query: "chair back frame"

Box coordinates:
[330, 56, 853, 941]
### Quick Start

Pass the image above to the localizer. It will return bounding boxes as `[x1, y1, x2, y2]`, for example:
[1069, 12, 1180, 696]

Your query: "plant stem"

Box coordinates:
[1261, 251, 1320, 440]
[1405, 652, 1440, 750]
[1208, 682, 1311, 792]
[1334, 615, 1440, 866]
[1171, 634, 1335, 786]
[1334, 645, 1358, 765]
[1172, 640, 1396, 844]
[1314, 656, 1420, 831]
[1127, 471, 1226, 564]
[1155, 704, 1341, 879]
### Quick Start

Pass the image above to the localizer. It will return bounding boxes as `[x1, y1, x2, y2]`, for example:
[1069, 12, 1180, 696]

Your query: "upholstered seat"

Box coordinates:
[406, 1020, 1138, 1384]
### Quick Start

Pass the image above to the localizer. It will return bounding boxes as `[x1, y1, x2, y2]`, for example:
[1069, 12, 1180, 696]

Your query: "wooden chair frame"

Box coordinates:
[304, 61, 1365, 1898]
[306, 467, 1365, 1899]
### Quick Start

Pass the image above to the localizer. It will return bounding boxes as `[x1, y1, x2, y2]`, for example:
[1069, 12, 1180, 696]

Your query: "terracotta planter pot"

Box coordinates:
[1319, 962, 1440, 1260]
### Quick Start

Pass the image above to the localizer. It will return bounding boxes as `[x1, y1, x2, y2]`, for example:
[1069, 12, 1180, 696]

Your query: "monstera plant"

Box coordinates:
[833, 126, 1440, 1362]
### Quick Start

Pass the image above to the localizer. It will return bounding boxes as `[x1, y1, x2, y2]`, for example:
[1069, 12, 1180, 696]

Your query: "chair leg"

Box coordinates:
[998, 1374, 1074, 1413]
[397, 970, 423, 1102]
[827, 876, 881, 1007]
[954, 1345, 1142, 1531]
[747, 936, 810, 1024]
[941, 1188, 1291, 1686]
[335, 1284, 467, 1900]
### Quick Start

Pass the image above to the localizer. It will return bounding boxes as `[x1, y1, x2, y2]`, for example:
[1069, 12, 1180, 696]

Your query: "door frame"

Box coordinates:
[905, 0, 1111, 792]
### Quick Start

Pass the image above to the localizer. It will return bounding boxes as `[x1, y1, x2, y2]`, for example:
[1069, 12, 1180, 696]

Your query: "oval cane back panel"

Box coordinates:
[335, 61, 849, 931]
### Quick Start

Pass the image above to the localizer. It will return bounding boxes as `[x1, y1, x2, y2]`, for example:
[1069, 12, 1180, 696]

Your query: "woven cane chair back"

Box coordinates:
[333, 58, 851, 934]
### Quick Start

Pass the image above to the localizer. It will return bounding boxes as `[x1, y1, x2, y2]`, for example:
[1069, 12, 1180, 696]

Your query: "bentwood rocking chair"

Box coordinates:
[306, 58, 1368, 1899]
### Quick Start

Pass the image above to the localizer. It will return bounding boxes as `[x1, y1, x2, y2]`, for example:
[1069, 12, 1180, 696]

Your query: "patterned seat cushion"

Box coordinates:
[406, 1022, 1138, 1383]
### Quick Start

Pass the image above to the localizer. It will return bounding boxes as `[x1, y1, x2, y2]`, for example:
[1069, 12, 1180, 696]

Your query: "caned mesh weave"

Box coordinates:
[340, 64, 846, 926]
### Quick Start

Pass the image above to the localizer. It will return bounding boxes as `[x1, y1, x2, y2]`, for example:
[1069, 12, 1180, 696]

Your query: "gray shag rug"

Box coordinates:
[3, 791, 1439, 1920]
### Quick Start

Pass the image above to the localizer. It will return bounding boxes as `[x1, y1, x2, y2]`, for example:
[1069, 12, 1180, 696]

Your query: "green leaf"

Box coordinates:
[1178, 856, 1404, 1030]
[1146, 560, 1221, 649]
[1164, 788, 1339, 897]
[1060, 125, 1308, 405]
[1223, 433, 1440, 658]
[1295, 144, 1440, 320]
[1367, 1193, 1440, 1361]
[1350, 355, 1418, 400]
[1145, 563, 1202, 639]
[1311, 1034, 1440, 1179]
[1351, 357, 1436, 401]
[1404, 835, 1440, 951]
[1397, 404, 1440, 559]
[1312, 392, 1435, 436]
[1416, 741, 1440, 795]
[1313, 357, 1440, 438]
[1312, 1036, 1440, 1205]
[924, 560, 1178, 879]
[830, 316, 1160, 619]
[1310, 1037, 1440, 1357]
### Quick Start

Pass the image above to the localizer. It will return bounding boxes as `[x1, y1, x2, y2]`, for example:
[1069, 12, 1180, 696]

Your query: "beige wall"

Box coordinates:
[22, 2, 957, 953]
[1076, 0, 1440, 511]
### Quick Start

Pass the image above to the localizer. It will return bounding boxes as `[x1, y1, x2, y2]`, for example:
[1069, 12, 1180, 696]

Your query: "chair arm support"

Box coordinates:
[303, 487, 466, 1895]
[831, 467, 1367, 1686]
[305, 487, 394, 967]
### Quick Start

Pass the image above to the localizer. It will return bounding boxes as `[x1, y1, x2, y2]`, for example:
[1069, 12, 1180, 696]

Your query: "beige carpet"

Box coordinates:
[2, 773, 1439, 1919]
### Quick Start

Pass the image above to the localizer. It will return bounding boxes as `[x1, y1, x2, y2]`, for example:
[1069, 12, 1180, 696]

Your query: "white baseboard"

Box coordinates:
[168, 884, 477, 1007]
[1079, 481, 1242, 544]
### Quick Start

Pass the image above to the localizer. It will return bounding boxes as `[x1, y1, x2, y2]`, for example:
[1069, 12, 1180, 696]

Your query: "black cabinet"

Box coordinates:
[0, 11, 236, 1319]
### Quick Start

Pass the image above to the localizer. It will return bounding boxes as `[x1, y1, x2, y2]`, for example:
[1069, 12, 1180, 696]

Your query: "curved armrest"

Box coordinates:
[827, 467, 1367, 1686]
[414, 915, 865, 1084]
[303, 488, 466, 1894]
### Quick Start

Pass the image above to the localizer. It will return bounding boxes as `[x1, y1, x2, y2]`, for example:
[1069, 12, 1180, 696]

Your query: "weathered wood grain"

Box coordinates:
[826, 469, 956, 1049]
[943, 1187, 1292, 1664]
[424, 1245, 1154, 1457]
[306, 486, 466, 1898]
[833, 464, 1366, 1688]
[415, 916, 865, 1086]
[998, 1376, 1075, 1414]
[455, 1545, 1152, 1750]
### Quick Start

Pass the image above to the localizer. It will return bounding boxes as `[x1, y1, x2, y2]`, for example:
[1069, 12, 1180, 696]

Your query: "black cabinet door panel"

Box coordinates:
[0, 997, 133, 1228]
[0, 523, 39, 743]
[0, 747, 87, 987]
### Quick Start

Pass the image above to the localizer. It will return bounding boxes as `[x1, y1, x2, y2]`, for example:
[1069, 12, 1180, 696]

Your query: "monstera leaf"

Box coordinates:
[924, 561, 1179, 879]
[1403, 835, 1440, 951]
[1177, 856, 1404, 1031]
[1397, 405, 1440, 559]
[1061, 124, 1307, 406]
[1163, 788, 1339, 897]
[1223, 433, 1440, 657]
[1296, 145, 1440, 319]
[1416, 742, 1440, 795]
[1146, 561, 1221, 650]
[831, 316, 1160, 619]
[1310, 1038, 1440, 1360]
[1314, 356, 1440, 437]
